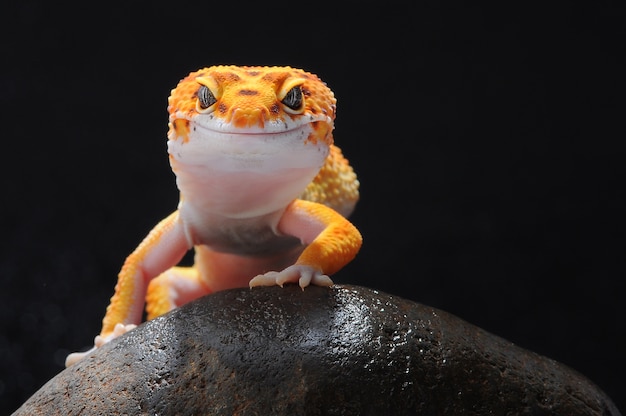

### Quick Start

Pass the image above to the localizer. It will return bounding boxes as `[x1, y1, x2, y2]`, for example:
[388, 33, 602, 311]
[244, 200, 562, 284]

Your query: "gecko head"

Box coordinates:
[167, 65, 336, 139]
[165, 66, 337, 216]
[166, 66, 336, 170]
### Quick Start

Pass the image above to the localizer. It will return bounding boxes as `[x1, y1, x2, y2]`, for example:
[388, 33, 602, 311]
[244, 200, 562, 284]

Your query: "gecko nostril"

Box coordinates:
[238, 89, 259, 96]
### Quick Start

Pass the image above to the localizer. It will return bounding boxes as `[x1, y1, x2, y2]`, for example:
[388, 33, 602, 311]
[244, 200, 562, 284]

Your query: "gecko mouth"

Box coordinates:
[183, 107, 332, 135]
[168, 120, 329, 172]
[192, 121, 312, 141]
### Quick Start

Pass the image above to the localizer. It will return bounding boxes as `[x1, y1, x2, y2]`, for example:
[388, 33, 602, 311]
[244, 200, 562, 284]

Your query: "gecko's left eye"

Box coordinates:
[281, 85, 303, 111]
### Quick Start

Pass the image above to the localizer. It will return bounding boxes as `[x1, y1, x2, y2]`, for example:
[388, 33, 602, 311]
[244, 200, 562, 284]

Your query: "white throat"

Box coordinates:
[168, 121, 330, 220]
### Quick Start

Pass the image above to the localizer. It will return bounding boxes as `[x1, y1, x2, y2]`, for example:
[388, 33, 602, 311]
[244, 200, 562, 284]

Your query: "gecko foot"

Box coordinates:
[249, 265, 333, 290]
[65, 323, 137, 367]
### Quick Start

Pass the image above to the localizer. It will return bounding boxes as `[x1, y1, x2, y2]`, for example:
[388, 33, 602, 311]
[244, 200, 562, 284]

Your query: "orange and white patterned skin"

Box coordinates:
[65, 66, 362, 366]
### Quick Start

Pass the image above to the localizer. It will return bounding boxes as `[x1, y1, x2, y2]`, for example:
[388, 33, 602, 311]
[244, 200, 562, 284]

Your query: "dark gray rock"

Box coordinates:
[13, 284, 621, 415]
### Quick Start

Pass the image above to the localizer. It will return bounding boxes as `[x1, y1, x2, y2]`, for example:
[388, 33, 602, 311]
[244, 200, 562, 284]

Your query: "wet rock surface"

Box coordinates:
[13, 284, 621, 415]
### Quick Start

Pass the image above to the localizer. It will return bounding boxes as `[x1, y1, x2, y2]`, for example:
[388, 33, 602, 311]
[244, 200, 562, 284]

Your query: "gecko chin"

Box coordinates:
[167, 121, 331, 217]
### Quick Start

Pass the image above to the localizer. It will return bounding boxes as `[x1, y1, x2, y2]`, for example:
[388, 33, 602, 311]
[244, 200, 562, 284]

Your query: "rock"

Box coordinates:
[13, 284, 621, 415]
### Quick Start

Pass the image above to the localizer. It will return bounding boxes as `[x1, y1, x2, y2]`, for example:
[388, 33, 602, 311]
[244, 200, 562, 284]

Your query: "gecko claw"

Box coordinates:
[65, 323, 137, 367]
[249, 265, 333, 289]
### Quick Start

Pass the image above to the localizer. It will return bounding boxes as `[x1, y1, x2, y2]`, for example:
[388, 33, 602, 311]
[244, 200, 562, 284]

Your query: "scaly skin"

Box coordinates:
[66, 66, 362, 366]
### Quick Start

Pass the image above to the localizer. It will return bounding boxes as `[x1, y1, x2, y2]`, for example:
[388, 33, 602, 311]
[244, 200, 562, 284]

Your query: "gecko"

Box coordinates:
[65, 65, 362, 366]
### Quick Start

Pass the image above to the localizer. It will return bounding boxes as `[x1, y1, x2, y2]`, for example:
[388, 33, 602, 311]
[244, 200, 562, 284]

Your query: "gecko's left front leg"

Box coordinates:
[249, 199, 362, 289]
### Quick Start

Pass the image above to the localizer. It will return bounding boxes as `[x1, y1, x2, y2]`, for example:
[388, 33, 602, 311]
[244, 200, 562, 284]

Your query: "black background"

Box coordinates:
[1, 2, 624, 414]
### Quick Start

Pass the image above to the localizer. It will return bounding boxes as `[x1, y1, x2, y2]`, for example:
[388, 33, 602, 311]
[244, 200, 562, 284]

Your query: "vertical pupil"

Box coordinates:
[198, 85, 216, 109]
[283, 86, 302, 109]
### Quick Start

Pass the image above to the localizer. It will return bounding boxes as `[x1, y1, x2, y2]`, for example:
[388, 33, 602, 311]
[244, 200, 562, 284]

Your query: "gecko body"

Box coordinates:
[66, 65, 362, 366]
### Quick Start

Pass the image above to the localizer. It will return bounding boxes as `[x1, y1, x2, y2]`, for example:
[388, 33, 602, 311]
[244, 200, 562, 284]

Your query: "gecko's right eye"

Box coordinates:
[197, 85, 217, 111]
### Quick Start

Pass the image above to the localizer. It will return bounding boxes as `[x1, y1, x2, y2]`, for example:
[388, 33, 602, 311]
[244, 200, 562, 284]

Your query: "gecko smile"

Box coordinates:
[168, 121, 329, 171]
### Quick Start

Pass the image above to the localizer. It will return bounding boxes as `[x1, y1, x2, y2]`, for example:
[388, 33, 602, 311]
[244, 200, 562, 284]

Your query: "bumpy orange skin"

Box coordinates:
[301, 145, 360, 218]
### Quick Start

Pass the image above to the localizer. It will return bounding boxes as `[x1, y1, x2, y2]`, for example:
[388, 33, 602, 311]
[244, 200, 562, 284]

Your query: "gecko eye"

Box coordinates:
[281, 85, 303, 111]
[197, 85, 217, 110]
